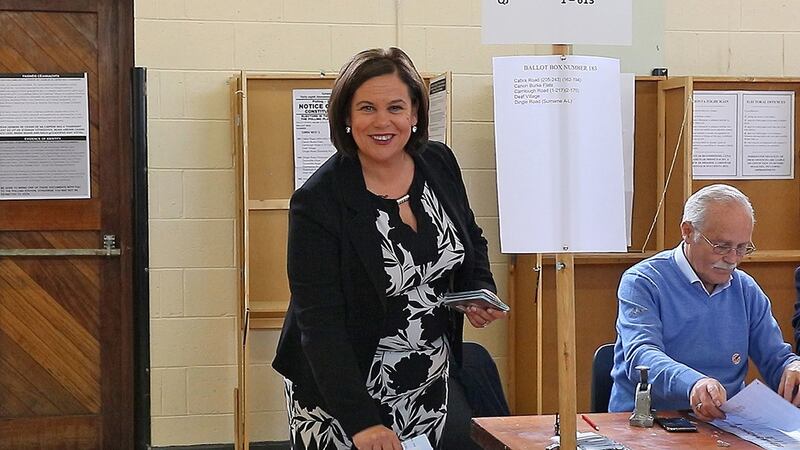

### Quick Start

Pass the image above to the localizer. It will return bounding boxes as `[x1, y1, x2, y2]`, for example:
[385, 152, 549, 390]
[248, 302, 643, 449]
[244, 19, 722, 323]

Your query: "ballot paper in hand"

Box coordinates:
[710, 379, 800, 449]
[401, 434, 433, 450]
[440, 289, 510, 313]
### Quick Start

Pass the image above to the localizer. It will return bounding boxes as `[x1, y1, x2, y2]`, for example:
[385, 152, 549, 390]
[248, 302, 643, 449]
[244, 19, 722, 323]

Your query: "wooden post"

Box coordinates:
[552, 42, 577, 450]
[536, 252, 543, 415]
[555, 253, 577, 450]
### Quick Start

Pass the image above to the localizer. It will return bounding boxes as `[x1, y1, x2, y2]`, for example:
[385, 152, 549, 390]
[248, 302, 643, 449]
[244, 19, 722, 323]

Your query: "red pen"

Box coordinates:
[581, 414, 600, 431]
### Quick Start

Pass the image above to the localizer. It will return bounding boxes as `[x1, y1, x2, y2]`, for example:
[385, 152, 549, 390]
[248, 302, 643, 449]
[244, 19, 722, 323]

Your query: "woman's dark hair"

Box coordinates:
[328, 47, 429, 157]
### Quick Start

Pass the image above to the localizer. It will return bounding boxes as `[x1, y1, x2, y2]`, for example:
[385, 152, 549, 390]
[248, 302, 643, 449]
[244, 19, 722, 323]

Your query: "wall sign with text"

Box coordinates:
[0, 73, 90, 200]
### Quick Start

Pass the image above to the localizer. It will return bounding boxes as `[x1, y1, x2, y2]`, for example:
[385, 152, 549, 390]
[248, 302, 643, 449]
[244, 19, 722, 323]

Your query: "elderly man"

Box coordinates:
[609, 184, 800, 421]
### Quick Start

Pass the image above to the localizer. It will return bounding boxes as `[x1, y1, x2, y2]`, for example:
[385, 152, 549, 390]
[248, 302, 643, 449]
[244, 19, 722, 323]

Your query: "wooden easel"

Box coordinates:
[551, 43, 578, 450]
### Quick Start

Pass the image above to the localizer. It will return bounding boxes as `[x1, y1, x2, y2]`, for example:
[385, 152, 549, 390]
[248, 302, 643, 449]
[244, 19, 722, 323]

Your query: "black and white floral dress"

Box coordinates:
[284, 171, 465, 449]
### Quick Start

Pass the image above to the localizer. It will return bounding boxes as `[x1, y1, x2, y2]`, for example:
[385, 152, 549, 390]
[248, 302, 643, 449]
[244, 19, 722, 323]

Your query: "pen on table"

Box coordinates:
[581, 414, 600, 431]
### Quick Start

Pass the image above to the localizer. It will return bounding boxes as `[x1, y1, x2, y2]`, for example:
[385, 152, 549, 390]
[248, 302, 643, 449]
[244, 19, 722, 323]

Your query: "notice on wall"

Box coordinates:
[428, 74, 448, 144]
[693, 91, 794, 180]
[493, 55, 627, 253]
[0, 73, 90, 200]
[482, 0, 632, 45]
[292, 89, 335, 189]
[620, 73, 635, 246]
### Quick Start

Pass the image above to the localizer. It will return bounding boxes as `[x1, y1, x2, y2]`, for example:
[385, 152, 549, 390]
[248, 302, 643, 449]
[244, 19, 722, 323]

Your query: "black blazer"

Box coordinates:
[272, 141, 496, 437]
[793, 267, 800, 353]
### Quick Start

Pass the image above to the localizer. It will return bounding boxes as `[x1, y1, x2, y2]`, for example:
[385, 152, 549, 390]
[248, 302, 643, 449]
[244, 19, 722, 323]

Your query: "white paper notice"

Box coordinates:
[742, 92, 794, 178]
[0, 73, 90, 200]
[493, 55, 627, 253]
[711, 380, 800, 449]
[428, 75, 448, 144]
[693, 91, 794, 180]
[293, 89, 336, 189]
[401, 434, 433, 450]
[482, 0, 632, 45]
[620, 73, 635, 247]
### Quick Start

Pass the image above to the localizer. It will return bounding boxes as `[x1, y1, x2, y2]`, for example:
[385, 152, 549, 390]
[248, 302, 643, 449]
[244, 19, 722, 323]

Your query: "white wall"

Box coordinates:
[135, 0, 794, 445]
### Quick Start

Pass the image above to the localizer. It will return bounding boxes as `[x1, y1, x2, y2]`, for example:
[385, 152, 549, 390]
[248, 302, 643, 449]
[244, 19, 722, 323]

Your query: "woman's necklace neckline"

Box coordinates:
[378, 193, 410, 205]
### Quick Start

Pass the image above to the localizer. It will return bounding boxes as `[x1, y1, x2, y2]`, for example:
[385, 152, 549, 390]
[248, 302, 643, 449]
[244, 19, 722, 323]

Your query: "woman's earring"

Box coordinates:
[345, 126, 351, 134]
[412, 125, 417, 133]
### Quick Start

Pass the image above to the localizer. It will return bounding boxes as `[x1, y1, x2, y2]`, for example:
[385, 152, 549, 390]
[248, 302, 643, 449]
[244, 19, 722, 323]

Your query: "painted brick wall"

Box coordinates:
[136, 0, 790, 445]
[135, 0, 519, 445]
[664, 0, 800, 75]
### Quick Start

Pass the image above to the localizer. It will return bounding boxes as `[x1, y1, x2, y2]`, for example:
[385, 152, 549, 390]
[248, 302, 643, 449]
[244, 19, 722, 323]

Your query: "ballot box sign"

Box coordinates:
[482, 0, 632, 45]
[0, 73, 91, 200]
[492, 55, 627, 253]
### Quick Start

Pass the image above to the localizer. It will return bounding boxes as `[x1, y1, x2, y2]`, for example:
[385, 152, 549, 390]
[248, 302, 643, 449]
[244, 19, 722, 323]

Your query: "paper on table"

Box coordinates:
[401, 434, 433, 450]
[710, 380, 800, 449]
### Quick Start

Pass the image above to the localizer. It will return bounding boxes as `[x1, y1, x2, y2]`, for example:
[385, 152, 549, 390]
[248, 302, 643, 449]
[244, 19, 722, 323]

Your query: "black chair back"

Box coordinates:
[590, 343, 616, 413]
[443, 341, 510, 450]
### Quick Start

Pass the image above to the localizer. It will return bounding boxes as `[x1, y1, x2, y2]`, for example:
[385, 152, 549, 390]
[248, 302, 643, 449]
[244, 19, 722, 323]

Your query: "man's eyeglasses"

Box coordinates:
[698, 233, 756, 256]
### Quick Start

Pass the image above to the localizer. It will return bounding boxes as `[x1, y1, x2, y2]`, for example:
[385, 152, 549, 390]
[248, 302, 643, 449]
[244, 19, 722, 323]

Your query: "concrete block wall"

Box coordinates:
[664, 0, 800, 76]
[135, 0, 793, 446]
[135, 0, 526, 445]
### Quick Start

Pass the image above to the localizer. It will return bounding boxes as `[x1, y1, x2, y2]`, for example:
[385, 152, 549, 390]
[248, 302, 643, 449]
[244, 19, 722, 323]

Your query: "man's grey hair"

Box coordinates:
[682, 184, 755, 235]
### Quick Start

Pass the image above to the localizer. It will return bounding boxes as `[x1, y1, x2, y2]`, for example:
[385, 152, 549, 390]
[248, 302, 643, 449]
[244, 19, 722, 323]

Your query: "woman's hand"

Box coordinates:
[465, 305, 507, 329]
[352, 425, 402, 450]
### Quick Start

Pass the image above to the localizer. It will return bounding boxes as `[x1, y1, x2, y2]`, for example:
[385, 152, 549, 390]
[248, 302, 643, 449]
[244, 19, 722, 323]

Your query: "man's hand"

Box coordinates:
[690, 377, 727, 421]
[352, 425, 402, 450]
[777, 359, 800, 406]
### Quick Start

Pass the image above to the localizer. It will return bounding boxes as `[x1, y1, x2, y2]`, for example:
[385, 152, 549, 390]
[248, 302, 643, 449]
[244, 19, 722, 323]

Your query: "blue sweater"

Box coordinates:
[609, 245, 799, 412]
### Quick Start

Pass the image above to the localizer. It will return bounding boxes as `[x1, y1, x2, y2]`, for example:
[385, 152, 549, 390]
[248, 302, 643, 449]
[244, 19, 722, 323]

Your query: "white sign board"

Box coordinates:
[493, 55, 627, 253]
[693, 91, 794, 180]
[620, 73, 635, 246]
[0, 73, 91, 200]
[482, 0, 632, 45]
[428, 74, 449, 144]
[292, 89, 335, 189]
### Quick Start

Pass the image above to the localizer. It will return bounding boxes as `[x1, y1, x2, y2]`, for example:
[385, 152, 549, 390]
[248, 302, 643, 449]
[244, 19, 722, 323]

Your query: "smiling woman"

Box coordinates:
[348, 73, 417, 175]
[271, 47, 505, 450]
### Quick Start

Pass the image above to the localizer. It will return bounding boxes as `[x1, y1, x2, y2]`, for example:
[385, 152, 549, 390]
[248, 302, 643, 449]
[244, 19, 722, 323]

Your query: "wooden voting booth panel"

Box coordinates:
[242, 76, 334, 329]
[512, 77, 800, 415]
[232, 74, 335, 449]
[232, 72, 449, 448]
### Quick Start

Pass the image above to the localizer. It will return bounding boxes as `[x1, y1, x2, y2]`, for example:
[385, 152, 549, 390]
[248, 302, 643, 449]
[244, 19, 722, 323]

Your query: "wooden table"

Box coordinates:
[471, 412, 761, 449]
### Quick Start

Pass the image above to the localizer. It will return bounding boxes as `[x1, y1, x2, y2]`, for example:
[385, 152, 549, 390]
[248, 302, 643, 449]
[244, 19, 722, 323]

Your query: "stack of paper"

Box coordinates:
[440, 289, 510, 312]
[711, 380, 800, 449]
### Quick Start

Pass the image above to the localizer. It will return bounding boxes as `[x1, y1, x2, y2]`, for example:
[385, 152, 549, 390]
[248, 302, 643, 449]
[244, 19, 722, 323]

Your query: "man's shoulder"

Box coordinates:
[626, 249, 675, 275]
[731, 268, 762, 292]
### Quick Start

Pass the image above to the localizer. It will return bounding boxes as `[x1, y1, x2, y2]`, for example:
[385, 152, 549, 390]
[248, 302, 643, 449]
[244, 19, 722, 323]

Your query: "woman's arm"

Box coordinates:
[287, 186, 383, 437]
[434, 142, 496, 293]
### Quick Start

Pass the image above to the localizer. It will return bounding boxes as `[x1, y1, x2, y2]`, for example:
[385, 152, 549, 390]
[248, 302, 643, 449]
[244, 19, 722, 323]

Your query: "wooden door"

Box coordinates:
[0, 1, 135, 449]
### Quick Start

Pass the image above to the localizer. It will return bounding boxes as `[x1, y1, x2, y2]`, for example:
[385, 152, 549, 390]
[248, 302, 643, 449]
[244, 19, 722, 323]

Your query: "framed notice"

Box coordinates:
[0, 73, 91, 200]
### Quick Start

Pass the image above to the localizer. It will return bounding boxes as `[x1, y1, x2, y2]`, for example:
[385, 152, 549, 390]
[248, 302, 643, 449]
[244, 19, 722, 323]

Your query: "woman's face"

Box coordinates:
[348, 72, 417, 167]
